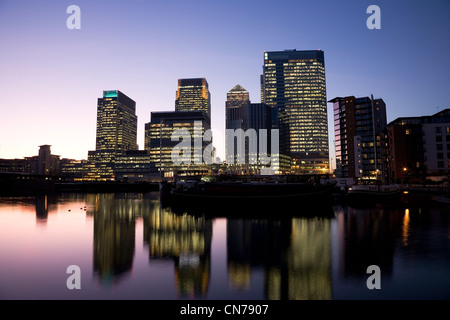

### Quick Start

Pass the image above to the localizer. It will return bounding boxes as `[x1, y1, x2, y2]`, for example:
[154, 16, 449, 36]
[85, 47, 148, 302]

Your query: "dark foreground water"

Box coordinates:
[0, 192, 449, 300]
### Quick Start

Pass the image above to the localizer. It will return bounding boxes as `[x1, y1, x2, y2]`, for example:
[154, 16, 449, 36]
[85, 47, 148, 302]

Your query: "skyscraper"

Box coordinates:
[89, 90, 138, 181]
[96, 90, 137, 154]
[145, 111, 211, 178]
[175, 78, 211, 121]
[225, 84, 250, 131]
[225, 85, 272, 174]
[329, 95, 386, 181]
[262, 50, 329, 174]
[144, 78, 214, 180]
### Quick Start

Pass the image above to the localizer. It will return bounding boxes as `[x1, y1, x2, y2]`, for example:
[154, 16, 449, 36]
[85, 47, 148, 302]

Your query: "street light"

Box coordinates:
[403, 167, 408, 185]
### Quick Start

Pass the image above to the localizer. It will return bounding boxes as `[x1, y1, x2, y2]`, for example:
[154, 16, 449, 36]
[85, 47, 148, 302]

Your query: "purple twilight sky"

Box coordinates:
[0, 0, 449, 168]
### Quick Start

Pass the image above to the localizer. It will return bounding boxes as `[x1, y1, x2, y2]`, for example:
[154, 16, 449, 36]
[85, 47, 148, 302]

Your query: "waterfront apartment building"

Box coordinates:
[329, 95, 387, 182]
[145, 111, 212, 178]
[25, 145, 61, 176]
[386, 109, 450, 184]
[175, 78, 211, 121]
[88, 90, 138, 181]
[262, 50, 329, 174]
[0, 158, 28, 173]
[0, 145, 61, 176]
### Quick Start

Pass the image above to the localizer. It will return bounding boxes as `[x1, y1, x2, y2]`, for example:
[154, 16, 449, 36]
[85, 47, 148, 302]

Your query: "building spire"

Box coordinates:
[229, 84, 247, 92]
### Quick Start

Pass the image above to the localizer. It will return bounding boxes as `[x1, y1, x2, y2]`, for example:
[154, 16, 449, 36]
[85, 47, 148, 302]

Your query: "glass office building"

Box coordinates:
[145, 111, 211, 178]
[226, 84, 250, 131]
[225, 85, 273, 174]
[89, 90, 138, 181]
[175, 78, 211, 122]
[114, 150, 153, 182]
[262, 50, 329, 174]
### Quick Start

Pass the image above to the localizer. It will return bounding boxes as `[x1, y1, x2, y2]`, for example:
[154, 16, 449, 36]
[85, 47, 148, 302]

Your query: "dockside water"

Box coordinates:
[0, 191, 449, 300]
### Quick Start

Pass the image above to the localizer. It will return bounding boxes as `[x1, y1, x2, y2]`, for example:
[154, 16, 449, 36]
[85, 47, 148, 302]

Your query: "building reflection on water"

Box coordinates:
[332, 206, 402, 280]
[143, 200, 212, 298]
[63, 191, 213, 296]
[227, 217, 332, 300]
[20, 192, 449, 299]
[35, 195, 49, 221]
[91, 193, 138, 286]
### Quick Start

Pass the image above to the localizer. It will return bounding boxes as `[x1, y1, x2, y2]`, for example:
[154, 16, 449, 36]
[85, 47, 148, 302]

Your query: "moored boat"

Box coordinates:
[345, 183, 402, 206]
[160, 179, 336, 217]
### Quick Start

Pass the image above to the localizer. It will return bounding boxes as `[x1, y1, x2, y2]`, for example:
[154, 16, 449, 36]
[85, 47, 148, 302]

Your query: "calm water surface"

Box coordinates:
[0, 192, 449, 300]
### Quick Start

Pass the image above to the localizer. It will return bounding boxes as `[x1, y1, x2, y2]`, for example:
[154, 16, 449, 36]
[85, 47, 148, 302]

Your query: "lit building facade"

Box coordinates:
[114, 150, 153, 182]
[61, 158, 87, 181]
[330, 95, 386, 182]
[262, 50, 329, 174]
[89, 90, 138, 181]
[0, 158, 28, 173]
[175, 78, 211, 121]
[145, 111, 212, 178]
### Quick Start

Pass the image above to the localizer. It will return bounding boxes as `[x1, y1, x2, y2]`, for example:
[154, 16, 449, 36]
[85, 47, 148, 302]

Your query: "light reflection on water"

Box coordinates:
[0, 192, 449, 300]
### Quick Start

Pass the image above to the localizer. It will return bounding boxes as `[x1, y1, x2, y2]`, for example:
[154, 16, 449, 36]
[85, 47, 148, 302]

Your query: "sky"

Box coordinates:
[0, 0, 449, 168]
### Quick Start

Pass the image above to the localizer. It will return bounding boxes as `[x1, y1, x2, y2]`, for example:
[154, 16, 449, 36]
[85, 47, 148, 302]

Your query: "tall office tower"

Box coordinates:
[329, 95, 386, 182]
[225, 85, 272, 174]
[262, 50, 329, 174]
[260, 75, 264, 104]
[91, 90, 138, 181]
[225, 85, 249, 172]
[145, 111, 211, 178]
[226, 84, 250, 131]
[248, 103, 271, 133]
[247, 103, 273, 173]
[175, 78, 211, 121]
